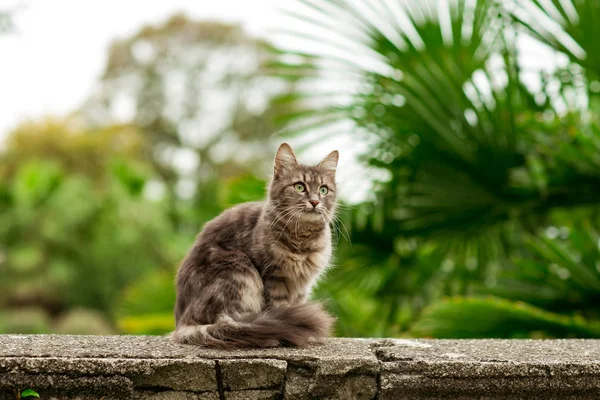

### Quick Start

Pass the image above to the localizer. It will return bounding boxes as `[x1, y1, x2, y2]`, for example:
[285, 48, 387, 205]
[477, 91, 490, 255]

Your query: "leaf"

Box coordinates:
[12, 160, 63, 207]
[20, 389, 40, 398]
[511, 0, 600, 78]
[412, 297, 600, 338]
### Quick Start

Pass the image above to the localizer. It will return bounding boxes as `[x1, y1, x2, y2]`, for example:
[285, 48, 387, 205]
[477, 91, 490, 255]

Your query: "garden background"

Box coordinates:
[1, 0, 599, 339]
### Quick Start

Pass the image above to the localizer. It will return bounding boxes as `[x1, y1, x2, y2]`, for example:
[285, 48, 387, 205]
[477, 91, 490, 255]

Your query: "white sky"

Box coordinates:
[0, 0, 278, 137]
[0, 0, 566, 137]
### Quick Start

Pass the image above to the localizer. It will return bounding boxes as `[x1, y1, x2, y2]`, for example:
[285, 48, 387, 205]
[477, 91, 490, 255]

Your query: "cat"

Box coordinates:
[172, 143, 338, 348]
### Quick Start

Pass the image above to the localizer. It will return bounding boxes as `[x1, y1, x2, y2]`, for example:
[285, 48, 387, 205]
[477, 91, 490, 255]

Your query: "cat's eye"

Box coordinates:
[294, 183, 306, 193]
[319, 186, 329, 195]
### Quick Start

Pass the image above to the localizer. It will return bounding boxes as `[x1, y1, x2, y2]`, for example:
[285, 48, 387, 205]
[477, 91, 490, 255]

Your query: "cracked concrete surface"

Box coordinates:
[0, 335, 599, 399]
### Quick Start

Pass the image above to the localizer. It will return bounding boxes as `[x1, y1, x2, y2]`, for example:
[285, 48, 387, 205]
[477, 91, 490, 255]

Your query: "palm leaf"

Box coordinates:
[412, 296, 600, 338]
[511, 0, 600, 78]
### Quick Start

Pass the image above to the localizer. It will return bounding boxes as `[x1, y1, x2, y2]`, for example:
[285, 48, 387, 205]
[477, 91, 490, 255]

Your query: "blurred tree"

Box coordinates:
[0, 119, 179, 333]
[83, 15, 299, 228]
[276, 0, 600, 338]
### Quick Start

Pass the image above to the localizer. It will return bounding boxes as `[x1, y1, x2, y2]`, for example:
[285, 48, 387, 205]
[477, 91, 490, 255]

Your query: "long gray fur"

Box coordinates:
[172, 143, 339, 348]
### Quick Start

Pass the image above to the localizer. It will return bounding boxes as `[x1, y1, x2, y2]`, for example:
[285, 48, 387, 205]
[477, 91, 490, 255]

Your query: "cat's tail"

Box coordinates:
[171, 302, 334, 349]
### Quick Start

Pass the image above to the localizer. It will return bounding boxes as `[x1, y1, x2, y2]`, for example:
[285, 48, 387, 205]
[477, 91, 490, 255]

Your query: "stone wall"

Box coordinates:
[0, 335, 599, 399]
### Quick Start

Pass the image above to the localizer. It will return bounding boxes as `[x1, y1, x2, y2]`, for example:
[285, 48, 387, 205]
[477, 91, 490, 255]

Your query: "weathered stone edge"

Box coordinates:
[2, 338, 600, 399]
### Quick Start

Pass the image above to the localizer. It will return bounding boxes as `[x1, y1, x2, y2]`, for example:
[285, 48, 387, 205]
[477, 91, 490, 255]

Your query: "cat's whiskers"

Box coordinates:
[266, 205, 304, 236]
[331, 210, 351, 245]
[294, 209, 305, 237]
[322, 208, 351, 245]
[331, 205, 353, 246]
[322, 210, 340, 243]
[277, 209, 303, 242]
[266, 206, 297, 231]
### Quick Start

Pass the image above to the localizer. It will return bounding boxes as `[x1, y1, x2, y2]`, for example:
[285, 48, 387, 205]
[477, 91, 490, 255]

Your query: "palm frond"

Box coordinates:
[276, 0, 600, 338]
[511, 0, 600, 78]
[275, 0, 600, 240]
[412, 296, 600, 338]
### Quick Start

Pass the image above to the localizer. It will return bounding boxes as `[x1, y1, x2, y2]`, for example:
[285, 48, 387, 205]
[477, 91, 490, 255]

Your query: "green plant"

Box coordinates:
[0, 120, 177, 329]
[274, 0, 600, 337]
[17, 389, 40, 399]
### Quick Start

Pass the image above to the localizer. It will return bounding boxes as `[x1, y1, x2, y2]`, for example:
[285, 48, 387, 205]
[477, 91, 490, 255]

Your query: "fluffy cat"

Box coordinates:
[172, 143, 338, 348]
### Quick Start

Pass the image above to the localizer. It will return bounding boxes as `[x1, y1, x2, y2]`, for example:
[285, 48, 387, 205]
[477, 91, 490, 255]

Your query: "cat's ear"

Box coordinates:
[318, 150, 339, 173]
[274, 143, 298, 176]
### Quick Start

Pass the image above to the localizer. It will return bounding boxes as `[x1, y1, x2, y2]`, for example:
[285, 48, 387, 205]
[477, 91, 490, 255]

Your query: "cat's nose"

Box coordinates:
[309, 200, 320, 208]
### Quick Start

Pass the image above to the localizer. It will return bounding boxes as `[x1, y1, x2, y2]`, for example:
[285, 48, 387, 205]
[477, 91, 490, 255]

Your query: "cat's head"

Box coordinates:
[268, 143, 338, 223]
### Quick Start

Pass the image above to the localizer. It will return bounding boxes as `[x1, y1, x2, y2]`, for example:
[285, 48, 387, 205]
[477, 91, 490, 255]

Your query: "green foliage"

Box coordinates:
[412, 297, 600, 339]
[0, 158, 171, 313]
[116, 270, 176, 335]
[277, 0, 600, 338]
[482, 211, 600, 321]
[20, 389, 40, 398]
[218, 174, 267, 209]
[0, 120, 177, 332]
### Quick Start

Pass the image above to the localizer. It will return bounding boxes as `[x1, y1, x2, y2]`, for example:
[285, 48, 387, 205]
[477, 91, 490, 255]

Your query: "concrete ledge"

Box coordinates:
[0, 335, 599, 399]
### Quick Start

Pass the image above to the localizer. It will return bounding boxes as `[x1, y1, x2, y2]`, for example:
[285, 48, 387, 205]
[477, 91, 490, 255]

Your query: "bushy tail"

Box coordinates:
[171, 303, 334, 349]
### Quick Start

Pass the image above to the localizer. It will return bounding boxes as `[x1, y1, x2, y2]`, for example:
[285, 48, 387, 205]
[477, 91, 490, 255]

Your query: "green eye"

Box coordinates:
[294, 183, 306, 192]
[319, 186, 329, 195]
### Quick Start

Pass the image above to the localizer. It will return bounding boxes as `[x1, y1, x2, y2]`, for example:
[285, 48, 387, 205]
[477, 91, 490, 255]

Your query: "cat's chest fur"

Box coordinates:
[265, 230, 332, 299]
[275, 242, 330, 279]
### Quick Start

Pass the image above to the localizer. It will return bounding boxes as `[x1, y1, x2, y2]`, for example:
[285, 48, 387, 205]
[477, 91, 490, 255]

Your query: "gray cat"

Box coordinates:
[172, 143, 338, 348]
